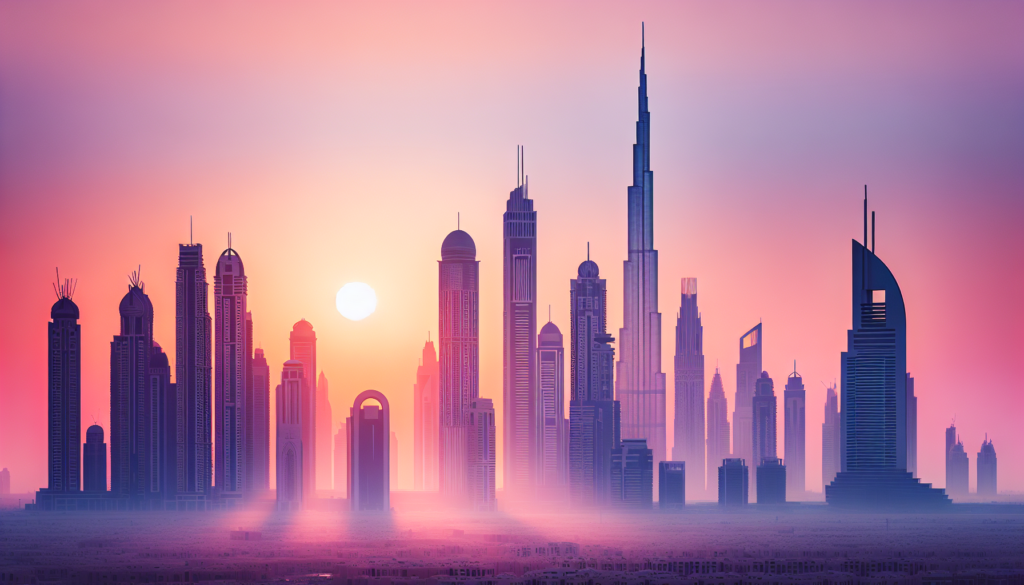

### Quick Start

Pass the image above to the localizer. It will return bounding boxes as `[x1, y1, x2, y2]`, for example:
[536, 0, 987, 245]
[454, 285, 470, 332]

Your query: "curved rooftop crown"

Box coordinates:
[215, 248, 245, 277]
[291, 319, 315, 337]
[577, 260, 600, 278]
[538, 321, 563, 346]
[119, 285, 153, 317]
[441, 230, 476, 261]
[51, 298, 79, 320]
[86, 425, 104, 443]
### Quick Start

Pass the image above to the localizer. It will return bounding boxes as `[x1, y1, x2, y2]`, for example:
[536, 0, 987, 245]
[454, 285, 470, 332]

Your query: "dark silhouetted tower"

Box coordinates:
[84, 425, 107, 493]
[756, 457, 786, 504]
[784, 363, 805, 499]
[673, 278, 704, 499]
[348, 390, 390, 511]
[276, 360, 305, 510]
[250, 348, 270, 492]
[907, 374, 917, 476]
[569, 258, 620, 507]
[945, 426, 968, 498]
[611, 439, 653, 508]
[47, 277, 81, 495]
[413, 338, 439, 491]
[822, 382, 840, 490]
[537, 320, 566, 493]
[718, 458, 748, 507]
[176, 244, 212, 506]
[214, 245, 247, 500]
[751, 371, 777, 499]
[734, 324, 761, 488]
[503, 147, 539, 498]
[438, 229, 479, 499]
[110, 276, 155, 502]
[151, 343, 175, 500]
[977, 436, 997, 496]
[468, 398, 496, 509]
[659, 461, 685, 507]
[290, 320, 317, 501]
[706, 368, 730, 497]
[617, 27, 667, 475]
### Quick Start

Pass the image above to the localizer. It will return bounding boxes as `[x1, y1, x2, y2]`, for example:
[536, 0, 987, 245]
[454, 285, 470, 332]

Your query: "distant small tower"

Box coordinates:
[276, 360, 305, 511]
[611, 439, 653, 508]
[0, 468, 10, 495]
[718, 458, 749, 506]
[756, 457, 786, 504]
[783, 363, 805, 499]
[467, 398, 496, 510]
[537, 319, 566, 493]
[83, 425, 107, 493]
[821, 382, 840, 490]
[349, 390, 390, 511]
[977, 436, 997, 496]
[751, 371, 777, 499]
[334, 422, 348, 498]
[946, 434, 969, 499]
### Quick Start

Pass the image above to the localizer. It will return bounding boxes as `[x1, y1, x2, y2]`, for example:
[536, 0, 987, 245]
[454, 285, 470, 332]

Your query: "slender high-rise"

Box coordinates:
[413, 338, 439, 491]
[537, 319, 566, 493]
[243, 312, 255, 492]
[672, 278, 704, 498]
[977, 436, 997, 496]
[438, 229, 479, 499]
[705, 368, 730, 497]
[46, 276, 81, 496]
[110, 275, 155, 501]
[276, 360, 305, 510]
[289, 320, 317, 501]
[152, 343, 176, 500]
[176, 244, 212, 507]
[733, 324, 761, 485]
[821, 382, 840, 489]
[751, 371, 777, 499]
[616, 27, 666, 471]
[826, 190, 949, 507]
[784, 363, 806, 499]
[946, 434, 968, 498]
[503, 147, 539, 498]
[569, 257, 620, 507]
[348, 390, 390, 511]
[83, 425, 107, 493]
[317, 371, 332, 491]
[467, 398, 497, 509]
[214, 244, 247, 500]
[250, 348, 271, 492]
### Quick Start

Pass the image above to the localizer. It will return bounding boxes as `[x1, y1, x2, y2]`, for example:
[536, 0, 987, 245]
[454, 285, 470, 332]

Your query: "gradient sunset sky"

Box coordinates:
[1, 1, 1022, 496]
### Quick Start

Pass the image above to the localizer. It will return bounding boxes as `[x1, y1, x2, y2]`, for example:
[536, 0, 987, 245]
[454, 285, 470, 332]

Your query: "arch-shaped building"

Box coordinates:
[348, 390, 390, 511]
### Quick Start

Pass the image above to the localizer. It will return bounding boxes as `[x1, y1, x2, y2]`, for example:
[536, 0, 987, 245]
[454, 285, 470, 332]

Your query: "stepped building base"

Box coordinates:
[826, 470, 951, 509]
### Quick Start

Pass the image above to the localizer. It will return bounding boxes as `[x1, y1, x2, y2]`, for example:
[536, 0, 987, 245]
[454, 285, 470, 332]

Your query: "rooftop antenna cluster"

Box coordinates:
[52, 267, 77, 301]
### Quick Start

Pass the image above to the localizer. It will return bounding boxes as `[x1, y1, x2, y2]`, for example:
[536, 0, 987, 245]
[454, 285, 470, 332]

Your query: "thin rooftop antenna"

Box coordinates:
[53, 267, 78, 301]
[548, 304, 551, 322]
[871, 211, 875, 254]
[863, 186, 868, 248]
[190, 216, 193, 246]
[458, 212, 460, 230]
[587, 242, 590, 261]
[228, 232, 232, 250]
[517, 145, 520, 187]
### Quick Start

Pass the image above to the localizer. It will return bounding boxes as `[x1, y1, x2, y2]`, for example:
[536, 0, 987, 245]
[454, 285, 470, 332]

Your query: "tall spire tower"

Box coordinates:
[616, 24, 667, 472]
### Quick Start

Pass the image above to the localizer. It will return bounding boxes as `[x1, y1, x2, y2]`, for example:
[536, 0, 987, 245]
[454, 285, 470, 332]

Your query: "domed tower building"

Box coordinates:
[110, 272, 155, 503]
[83, 425, 107, 493]
[289, 319, 317, 501]
[214, 241, 248, 502]
[43, 277, 82, 503]
[438, 229, 479, 500]
[537, 319, 565, 493]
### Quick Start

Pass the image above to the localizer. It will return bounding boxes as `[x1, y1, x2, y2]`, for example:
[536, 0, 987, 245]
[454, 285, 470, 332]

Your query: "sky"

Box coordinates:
[1, 1, 1022, 496]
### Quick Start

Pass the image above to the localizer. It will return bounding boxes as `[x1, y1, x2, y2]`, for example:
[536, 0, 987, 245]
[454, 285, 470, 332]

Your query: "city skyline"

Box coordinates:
[1, 2, 1022, 496]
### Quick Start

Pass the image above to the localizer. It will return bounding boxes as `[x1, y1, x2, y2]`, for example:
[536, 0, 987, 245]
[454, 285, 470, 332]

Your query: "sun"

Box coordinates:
[335, 282, 377, 321]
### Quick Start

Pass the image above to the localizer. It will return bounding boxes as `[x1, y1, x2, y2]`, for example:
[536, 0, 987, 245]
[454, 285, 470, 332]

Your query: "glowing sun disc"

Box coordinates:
[336, 282, 377, 321]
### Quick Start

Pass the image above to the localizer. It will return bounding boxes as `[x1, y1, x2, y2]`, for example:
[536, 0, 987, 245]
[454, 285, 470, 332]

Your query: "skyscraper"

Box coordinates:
[659, 461, 685, 507]
[289, 320, 317, 501]
[733, 324, 761, 487]
[503, 147, 538, 498]
[151, 343, 176, 500]
[907, 374, 917, 476]
[214, 244, 247, 500]
[175, 243, 212, 508]
[569, 257, 620, 507]
[826, 192, 949, 507]
[348, 390, 390, 511]
[751, 371, 777, 499]
[243, 312, 254, 493]
[317, 371, 332, 491]
[672, 279, 705, 501]
[616, 28, 666, 471]
[537, 320, 566, 493]
[334, 422, 347, 497]
[821, 382, 840, 490]
[413, 338, 439, 491]
[705, 368, 730, 497]
[467, 398, 496, 509]
[756, 457, 786, 504]
[611, 439, 654, 508]
[249, 348, 270, 493]
[946, 435, 968, 498]
[276, 360, 305, 510]
[977, 436, 997, 496]
[46, 276, 81, 496]
[110, 276, 155, 501]
[83, 425, 107, 493]
[718, 459, 748, 507]
[438, 229, 479, 499]
[784, 364, 805, 499]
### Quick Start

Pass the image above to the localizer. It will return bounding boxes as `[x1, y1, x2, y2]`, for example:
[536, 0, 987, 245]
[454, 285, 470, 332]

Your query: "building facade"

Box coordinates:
[348, 390, 390, 511]
[503, 149, 539, 498]
[751, 371, 776, 499]
[822, 382, 840, 490]
[783, 364, 805, 499]
[214, 246, 247, 499]
[718, 458, 748, 507]
[84, 425, 107, 493]
[611, 439, 653, 508]
[733, 324, 762, 489]
[276, 360, 305, 510]
[705, 368, 730, 497]
[289, 320, 317, 502]
[47, 285, 82, 495]
[756, 457, 786, 504]
[413, 338, 439, 491]
[946, 430, 968, 498]
[672, 278, 704, 499]
[659, 461, 685, 507]
[616, 31, 666, 471]
[537, 321, 566, 493]
[151, 344, 176, 499]
[175, 244, 212, 507]
[467, 398, 496, 509]
[907, 374, 917, 476]
[977, 436, 997, 496]
[249, 347, 270, 492]
[438, 229, 479, 499]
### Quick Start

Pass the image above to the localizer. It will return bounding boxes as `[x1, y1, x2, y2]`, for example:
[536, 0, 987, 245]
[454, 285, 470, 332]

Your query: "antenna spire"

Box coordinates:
[190, 215, 193, 245]
[587, 241, 590, 261]
[228, 232, 232, 250]
[458, 212, 460, 230]
[863, 186, 868, 248]
[871, 211, 875, 254]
